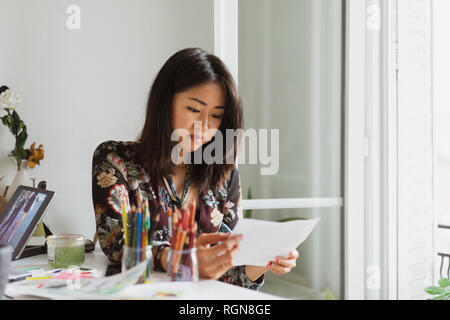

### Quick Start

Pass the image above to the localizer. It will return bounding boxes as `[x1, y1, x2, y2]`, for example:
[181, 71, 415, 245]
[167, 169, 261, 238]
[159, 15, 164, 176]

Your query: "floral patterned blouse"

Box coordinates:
[91, 140, 264, 290]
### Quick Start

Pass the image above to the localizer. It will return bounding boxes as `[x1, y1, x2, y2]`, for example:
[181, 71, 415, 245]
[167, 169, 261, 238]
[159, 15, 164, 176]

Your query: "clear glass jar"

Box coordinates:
[46, 234, 85, 268]
[122, 245, 152, 284]
[167, 248, 198, 282]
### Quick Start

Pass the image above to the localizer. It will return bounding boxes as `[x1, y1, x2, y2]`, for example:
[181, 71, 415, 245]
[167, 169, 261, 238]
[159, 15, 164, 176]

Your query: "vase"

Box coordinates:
[5, 159, 31, 202]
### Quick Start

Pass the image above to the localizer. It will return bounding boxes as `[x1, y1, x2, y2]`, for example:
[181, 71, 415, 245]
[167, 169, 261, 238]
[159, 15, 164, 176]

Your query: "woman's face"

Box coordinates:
[171, 82, 226, 152]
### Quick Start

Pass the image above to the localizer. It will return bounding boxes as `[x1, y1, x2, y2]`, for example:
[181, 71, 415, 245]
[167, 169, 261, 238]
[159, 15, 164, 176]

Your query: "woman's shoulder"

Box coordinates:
[93, 140, 138, 160]
[92, 140, 140, 178]
[92, 140, 154, 191]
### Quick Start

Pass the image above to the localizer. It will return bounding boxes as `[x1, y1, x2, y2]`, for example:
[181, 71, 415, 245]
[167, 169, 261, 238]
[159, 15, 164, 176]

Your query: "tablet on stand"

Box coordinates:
[0, 185, 55, 260]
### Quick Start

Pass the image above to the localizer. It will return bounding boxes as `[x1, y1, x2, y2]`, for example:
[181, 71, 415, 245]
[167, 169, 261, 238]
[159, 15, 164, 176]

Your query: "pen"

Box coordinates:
[46, 268, 63, 274]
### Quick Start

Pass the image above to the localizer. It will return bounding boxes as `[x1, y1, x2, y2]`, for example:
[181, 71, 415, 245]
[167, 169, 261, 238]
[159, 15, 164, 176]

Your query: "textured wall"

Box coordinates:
[397, 0, 435, 300]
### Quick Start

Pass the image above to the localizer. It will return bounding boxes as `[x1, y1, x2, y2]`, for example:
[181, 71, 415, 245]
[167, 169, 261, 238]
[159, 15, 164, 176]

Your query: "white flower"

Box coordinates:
[0, 90, 11, 105]
[0, 89, 21, 110]
[210, 208, 224, 227]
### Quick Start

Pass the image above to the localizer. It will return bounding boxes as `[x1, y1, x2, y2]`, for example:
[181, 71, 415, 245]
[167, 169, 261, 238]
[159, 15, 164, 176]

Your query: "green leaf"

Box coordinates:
[9, 149, 22, 171]
[325, 288, 338, 300]
[11, 110, 21, 135]
[23, 149, 30, 159]
[244, 187, 253, 219]
[276, 217, 307, 222]
[2, 114, 14, 134]
[15, 157, 21, 171]
[17, 120, 25, 133]
[425, 286, 445, 295]
[438, 278, 450, 288]
[17, 130, 28, 150]
[11, 148, 21, 160]
[429, 294, 450, 300]
[11, 110, 21, 123]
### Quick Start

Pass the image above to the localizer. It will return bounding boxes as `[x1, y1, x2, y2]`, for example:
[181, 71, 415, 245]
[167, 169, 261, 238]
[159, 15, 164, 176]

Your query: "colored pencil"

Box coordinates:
[189, 201, 196, 229]
[171, 208, 178, 247]
[168, 208, 173, 239]
[170, 224, 183, 279]
[130, 205, 136, 249]
[174, 230, 187, 273]
[122, 198, 128, 247]
[136, 212, 142, 263]
[142, 197, 150, 260]
[168, 200, 199, 280]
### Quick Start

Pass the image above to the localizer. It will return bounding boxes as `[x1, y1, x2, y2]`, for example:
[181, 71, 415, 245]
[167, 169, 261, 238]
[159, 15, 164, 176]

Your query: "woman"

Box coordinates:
[91, 48, 299, 290]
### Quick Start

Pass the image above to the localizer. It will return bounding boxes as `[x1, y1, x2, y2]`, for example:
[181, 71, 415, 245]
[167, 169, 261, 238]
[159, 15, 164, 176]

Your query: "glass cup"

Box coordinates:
[0, 245, 11, 300]
[166, 248, 198, 282]
[46, 234, 85, 268]
[121, 245, 152, 284]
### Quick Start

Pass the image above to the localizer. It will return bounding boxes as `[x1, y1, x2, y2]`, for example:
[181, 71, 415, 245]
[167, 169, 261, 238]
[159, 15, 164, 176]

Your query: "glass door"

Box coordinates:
[237, 0, 344, 299]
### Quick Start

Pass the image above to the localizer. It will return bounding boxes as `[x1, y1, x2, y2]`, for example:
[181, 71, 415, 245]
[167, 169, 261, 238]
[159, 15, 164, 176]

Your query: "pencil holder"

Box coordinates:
[167, 248, 198, 282]
[122, 245, 152, 284]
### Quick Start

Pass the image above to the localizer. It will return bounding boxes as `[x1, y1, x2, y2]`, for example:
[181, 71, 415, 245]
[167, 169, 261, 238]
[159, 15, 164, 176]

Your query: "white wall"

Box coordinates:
[0, 0, 213, 239]
[434, 0, 450, 260]
[397, 0, 435, 300]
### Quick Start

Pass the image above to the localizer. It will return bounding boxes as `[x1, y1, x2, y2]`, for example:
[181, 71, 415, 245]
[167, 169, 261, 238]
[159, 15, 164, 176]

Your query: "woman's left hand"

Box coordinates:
[266, 249, 299, 275]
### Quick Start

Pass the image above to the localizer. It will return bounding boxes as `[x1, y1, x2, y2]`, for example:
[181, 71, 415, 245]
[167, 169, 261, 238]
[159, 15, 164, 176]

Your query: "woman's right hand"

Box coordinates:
[195, 232, 243, 280]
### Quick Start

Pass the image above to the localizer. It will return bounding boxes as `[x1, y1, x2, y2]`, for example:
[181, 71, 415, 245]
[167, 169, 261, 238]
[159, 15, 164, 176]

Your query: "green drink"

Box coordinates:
[47, 235, 85, 268]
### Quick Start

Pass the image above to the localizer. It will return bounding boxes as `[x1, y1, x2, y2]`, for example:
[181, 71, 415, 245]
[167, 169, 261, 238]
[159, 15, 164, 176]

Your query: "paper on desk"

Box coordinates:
[232, 218, 320, 267]
[5, 260, 147, 299]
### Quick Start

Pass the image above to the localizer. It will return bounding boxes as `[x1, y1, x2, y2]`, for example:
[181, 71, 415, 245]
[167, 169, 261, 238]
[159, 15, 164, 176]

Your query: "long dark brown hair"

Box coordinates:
[136, 48, 243, 194]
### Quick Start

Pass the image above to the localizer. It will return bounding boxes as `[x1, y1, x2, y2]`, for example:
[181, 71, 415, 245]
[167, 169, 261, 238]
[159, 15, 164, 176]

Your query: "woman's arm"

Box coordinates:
[92, 141, 129, 264]
[216, 167, 265, 290]
[246, 249, 300, 280]
[158, 233, 241, 277]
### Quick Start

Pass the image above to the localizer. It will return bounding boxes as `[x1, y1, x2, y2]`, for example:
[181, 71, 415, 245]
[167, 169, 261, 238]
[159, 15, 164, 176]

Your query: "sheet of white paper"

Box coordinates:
[232, 218, 320, 267]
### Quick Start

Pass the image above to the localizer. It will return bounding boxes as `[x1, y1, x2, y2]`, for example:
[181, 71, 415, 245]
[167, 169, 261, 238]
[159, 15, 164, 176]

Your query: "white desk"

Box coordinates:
[6, 247, 282, 300]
